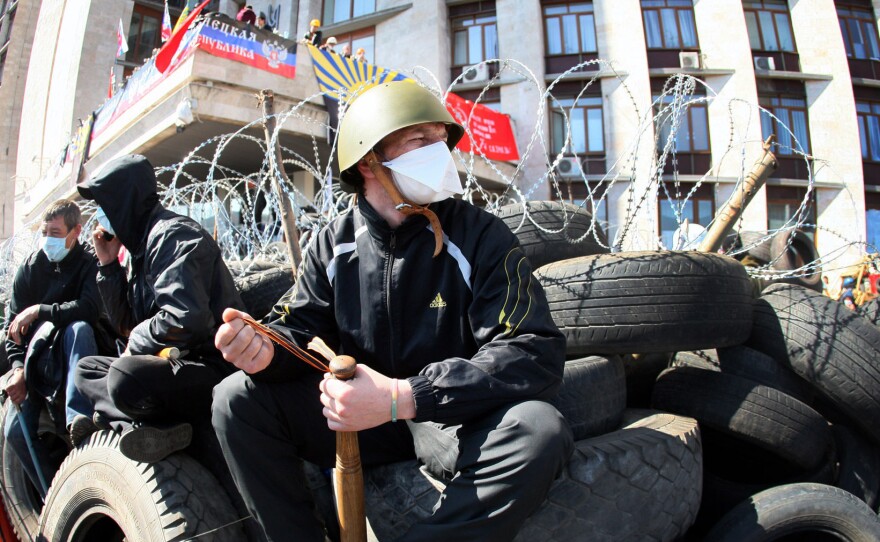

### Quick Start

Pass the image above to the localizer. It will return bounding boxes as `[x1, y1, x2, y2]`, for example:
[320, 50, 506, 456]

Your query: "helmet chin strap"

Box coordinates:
[365, 151, 444, 258]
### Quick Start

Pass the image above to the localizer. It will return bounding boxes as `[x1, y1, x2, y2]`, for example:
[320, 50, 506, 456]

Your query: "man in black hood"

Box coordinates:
[73, 154, 245, 463]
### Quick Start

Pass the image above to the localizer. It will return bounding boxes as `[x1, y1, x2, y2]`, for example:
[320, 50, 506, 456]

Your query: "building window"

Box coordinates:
[126, 4, 163, 67]
[857, 101, 880, 162]
[658, 183, 714, 249]
[550, 96, 604, 155]
[759, 95, 810, 156]
[744, 0, 796, 52]
[653, 88, 709, 154]
[330, 28, 375, 63]
[641, 0, 698, 50]
[323, 0, 376, 25]
[766, 185, 816, 240]
[543, 2, 597, 55]
[838, 6, 880, 60]
[450, 2, 497, 67]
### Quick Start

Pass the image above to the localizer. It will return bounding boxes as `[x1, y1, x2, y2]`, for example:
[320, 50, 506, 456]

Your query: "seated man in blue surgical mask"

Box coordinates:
[212, 82, 573, 541]
[2, 199, 101, 489]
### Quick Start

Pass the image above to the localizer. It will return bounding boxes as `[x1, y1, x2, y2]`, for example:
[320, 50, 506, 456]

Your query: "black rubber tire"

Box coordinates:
[224, 259, 280, 277]
[495, 201, 608, 268]
[652, 366, 832, 471]
[38, 430, 245, 542]
[769, 229, 822, 292]
[832, 424, 880, 510]
[703, 483, 880, 542]
[696, 442, 837, 535]
[746, 283, 880, 445]
[537, 251, 754, 355]
[0, 400, 42, 542]
[858, 298, 880, 327]
[549, 356, 626, 441]
[734, 231, 774, 264]
[362, 410, 702, 542]
[234, 265, 295, 320]
[715, 345, 815, 406]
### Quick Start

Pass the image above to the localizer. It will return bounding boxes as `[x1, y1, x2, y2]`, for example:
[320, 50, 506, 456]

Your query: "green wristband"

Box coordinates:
[391, 378, 398, 422]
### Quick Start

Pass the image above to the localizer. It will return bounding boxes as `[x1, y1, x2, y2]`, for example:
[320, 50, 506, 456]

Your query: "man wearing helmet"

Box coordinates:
[212, 82, 572, 541]
[302, 18, 322, 47]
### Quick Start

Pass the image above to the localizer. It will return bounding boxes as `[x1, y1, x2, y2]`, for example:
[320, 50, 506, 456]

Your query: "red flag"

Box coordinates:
[155, 0, 210, 73]
[161, 1, 172, 42]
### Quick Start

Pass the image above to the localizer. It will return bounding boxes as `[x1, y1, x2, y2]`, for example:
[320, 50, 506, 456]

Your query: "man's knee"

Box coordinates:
[64, 321, 94, 341]
[108, 357, 157, 412]
[212, 371, 255, 435]
[502, 401, 573, 462]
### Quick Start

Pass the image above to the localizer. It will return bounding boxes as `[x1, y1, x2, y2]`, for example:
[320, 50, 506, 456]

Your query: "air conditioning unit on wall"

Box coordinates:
[555, 157, 583, 178]
[754, 56, 776, 71]
[679, 52, 701, 70]
[462, 63, 490, 83]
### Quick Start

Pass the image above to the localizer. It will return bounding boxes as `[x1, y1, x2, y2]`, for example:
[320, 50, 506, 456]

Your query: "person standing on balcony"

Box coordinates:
[341, 43, 352, 59]
[72, 154, 245, 465]
[256, 12, 273, 32]
[212, 82, 572, 541]
[302, 18, 322, 47]
[2, 199, 102, 487]
[320, 36, 337, 53]
[236, 4, 256, 25]
[355, 47, 367, 63]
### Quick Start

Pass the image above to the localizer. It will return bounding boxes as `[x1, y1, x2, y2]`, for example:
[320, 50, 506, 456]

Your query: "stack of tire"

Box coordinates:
[724, 228, 822, 292]
[361, 201, 880, 540]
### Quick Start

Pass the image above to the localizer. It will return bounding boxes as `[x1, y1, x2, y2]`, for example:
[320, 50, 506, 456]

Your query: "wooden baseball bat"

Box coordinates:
[329, 355, 367, 542]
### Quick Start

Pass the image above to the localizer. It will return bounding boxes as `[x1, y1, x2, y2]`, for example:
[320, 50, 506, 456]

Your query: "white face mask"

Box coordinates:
[382, 142, 463, 205]
[96, 207, 115, 236]
[41, 234, 71, 263]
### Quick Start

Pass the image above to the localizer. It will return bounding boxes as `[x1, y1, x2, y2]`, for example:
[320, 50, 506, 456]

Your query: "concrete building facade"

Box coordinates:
[4, 0, 879, 269]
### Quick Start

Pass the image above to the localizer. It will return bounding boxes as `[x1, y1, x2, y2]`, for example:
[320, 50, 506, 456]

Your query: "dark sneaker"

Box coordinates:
[118, 423, 192, 463]
[69, 414, 100, 447]
[92, 411, 111, 430]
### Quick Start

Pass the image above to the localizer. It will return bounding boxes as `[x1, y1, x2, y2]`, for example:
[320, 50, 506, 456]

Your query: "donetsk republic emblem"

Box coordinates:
[261, 41, 288, 68]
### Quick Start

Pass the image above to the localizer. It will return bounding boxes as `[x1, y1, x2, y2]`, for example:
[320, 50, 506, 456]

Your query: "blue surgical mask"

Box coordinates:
[96, 208, 115, 236]
[41, 235, 71, 263]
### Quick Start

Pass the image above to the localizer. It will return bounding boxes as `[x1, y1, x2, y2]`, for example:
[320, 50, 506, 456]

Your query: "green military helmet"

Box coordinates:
[337, 81, 465, 187]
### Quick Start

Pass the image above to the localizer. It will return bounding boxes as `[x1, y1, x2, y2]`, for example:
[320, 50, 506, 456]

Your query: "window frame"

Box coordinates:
[766, 185, 816, 240]
[657, 182, 715, 249]
[333, 27, 376, 63]
[0, 0, 16, 86]
[450, 7, 498, 67]
[653, 89, 711, 155]
[743, 0, 797, 53]
[322, 0, 377, 26]
[640, 0, 699, 50]
[838, 5, 880, 60]
[549, 95, 605, 156]
[857, 100, 880, 162]
[759, 93, 811, 156]
[543, 2, 597, 57]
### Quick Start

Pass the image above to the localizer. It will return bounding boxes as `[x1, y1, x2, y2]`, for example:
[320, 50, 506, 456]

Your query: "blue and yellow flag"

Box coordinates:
[307, 44, 409, 104]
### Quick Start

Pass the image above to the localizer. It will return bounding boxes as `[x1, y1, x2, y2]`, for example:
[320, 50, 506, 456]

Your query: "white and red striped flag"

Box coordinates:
[161, 1, 172, 42]
[116, 18, 129, 58]
[108, 67, 116, 98]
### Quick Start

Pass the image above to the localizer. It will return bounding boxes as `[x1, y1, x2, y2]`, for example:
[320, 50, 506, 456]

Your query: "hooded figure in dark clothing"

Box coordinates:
[72, 154, 246, 464]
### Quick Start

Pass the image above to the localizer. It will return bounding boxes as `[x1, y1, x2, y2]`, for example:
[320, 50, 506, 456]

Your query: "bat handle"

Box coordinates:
[329, 355, 367, 542]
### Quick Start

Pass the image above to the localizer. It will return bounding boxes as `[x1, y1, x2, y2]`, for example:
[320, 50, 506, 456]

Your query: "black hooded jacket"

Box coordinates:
[5, 240, 100, 371]
[259, 196, 566, 426]
[78, 155, 244, 360]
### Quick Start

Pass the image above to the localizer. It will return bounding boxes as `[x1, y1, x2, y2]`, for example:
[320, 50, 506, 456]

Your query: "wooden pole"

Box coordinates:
[698, 136, 777, 253]
[258, 89, 303, 274]
[329, 355, 367, 542]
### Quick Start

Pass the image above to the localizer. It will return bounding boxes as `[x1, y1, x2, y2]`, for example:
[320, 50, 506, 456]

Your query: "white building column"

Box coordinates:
[694, 0, 768, 231]
[595, 0, 655, 250]
[496, 0, 547, 200]
[791, 0, 865, 270]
